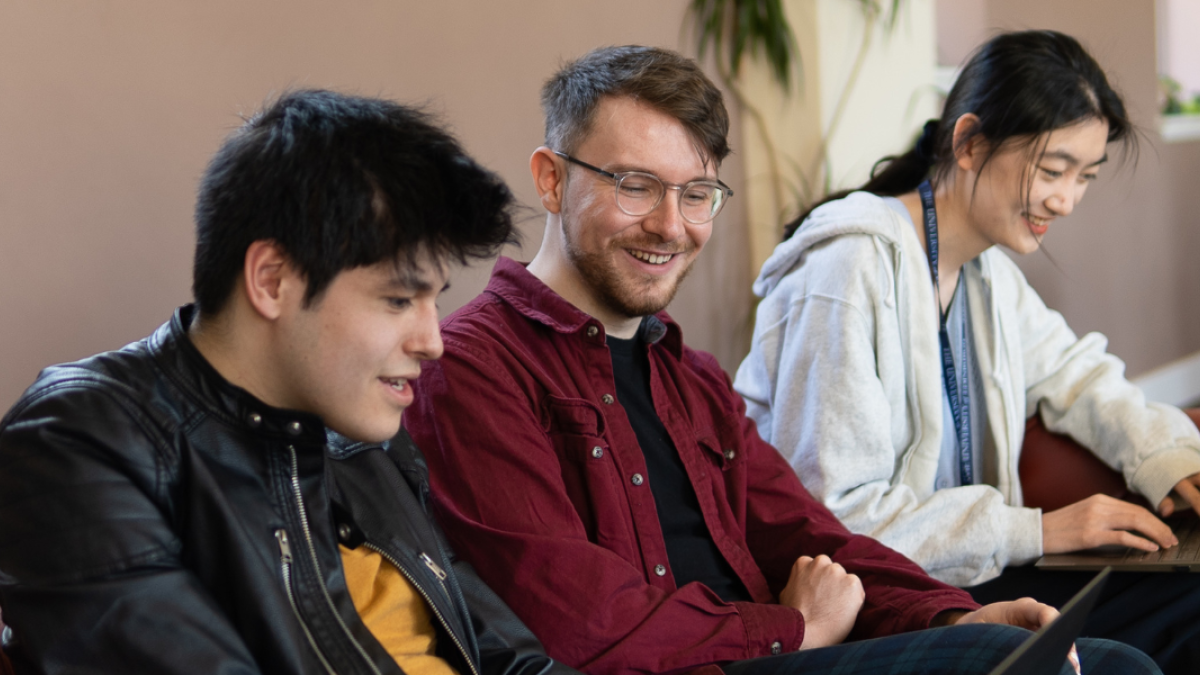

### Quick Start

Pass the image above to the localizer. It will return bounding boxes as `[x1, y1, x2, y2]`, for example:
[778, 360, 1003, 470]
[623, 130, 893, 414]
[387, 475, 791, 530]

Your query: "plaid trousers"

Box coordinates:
[970, 565, 1200, 675]
[722, 623, 1159, 675]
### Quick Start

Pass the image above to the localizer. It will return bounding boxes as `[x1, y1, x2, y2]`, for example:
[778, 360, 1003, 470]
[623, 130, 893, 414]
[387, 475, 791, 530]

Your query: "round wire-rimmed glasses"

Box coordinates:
[554, 151, 733, 224]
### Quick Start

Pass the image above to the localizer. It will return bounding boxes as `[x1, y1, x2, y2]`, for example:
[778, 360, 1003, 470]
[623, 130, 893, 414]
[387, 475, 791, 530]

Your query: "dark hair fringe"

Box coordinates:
[783, 30, 1135, 240]
[192, 89, 519, 314]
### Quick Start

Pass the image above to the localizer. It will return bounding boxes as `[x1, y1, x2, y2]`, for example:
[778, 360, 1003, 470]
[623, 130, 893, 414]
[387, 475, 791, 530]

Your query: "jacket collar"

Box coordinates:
[149, 305, 339, 449]
[486, 257, 683, 357]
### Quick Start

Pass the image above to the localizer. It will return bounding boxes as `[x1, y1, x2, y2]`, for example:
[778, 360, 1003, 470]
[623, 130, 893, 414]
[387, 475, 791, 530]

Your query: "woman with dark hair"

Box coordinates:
[734, 30, 1200, 674]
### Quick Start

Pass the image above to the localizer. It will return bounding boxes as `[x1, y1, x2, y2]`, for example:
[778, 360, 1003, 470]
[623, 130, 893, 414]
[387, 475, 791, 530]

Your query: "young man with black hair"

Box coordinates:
[0, 90, 577, 675]
[404, 46, 1158, 675]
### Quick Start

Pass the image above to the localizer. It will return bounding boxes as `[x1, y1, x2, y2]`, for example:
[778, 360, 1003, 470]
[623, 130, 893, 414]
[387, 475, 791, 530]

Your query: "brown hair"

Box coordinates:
[541, 45, 730, 167]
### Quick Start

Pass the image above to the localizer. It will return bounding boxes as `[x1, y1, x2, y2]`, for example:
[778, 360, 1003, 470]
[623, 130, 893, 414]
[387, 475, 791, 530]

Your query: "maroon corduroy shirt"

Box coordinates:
[405, 258, 979, 675]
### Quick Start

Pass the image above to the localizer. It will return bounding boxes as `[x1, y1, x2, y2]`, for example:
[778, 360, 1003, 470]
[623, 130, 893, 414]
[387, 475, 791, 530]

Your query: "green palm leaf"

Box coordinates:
[688, 0, 798, 92]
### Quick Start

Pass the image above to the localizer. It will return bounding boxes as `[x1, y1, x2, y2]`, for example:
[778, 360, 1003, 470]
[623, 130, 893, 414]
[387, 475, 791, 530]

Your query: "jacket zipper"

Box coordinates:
[363, 542, 480, 675]
[286, 445, 384, 675]
[275, 528, 338, 675]
[418, 552, 447, 581]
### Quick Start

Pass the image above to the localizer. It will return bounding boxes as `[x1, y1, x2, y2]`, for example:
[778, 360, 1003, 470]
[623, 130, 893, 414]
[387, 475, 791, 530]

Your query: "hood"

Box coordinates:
[753, 191, 911, 297]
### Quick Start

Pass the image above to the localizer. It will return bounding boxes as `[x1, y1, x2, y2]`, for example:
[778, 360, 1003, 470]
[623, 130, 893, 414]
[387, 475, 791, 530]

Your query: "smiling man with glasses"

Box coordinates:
[403, 46, 1157, 675]
[551, 150, 734, 225]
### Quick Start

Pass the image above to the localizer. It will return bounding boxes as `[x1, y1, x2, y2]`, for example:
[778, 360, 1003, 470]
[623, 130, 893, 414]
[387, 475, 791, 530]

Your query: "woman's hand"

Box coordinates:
[1158, 472, 1200, 517]
[1043, 493, 1177, 554]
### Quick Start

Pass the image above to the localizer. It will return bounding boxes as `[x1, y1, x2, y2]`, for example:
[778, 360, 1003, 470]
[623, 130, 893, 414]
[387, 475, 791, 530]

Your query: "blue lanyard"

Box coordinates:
[917, 180, 973, 486]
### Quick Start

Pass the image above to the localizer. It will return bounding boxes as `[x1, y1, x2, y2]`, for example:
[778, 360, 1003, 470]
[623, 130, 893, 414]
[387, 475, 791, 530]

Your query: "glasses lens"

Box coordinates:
[680, 183, 722, 223]
[613, 172, 728, 224]
[615, 173, 664, 216]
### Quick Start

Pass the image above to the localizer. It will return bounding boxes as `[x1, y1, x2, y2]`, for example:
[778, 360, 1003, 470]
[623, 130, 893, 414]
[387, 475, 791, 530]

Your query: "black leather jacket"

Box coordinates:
[0, 306, 576, 675]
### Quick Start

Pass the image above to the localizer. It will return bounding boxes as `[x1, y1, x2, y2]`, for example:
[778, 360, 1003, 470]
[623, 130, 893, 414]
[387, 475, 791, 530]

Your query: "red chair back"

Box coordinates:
[1019, 409, 1200, 512]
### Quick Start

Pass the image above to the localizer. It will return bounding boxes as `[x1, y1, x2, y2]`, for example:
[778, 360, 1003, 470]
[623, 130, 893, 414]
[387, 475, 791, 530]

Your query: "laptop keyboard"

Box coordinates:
[1124, 517, 1200, 563]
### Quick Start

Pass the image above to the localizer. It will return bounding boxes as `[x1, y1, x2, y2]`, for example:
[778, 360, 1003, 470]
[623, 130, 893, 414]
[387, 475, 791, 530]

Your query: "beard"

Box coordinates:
[563, 225, 696, 320]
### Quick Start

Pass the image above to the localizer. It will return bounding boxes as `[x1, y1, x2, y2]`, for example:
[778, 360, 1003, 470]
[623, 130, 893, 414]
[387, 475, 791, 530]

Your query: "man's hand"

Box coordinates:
[1043, 494, 1176, 554]
[952, 598, 1057, 630]
[950, 600, 1080, 675]
[779, 555, 865, 651]
[1159, 471, 1200, 518]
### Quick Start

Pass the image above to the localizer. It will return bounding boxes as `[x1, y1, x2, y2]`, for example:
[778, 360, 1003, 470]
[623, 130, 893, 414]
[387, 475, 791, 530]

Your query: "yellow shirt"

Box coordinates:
[340, 544, 458, 675]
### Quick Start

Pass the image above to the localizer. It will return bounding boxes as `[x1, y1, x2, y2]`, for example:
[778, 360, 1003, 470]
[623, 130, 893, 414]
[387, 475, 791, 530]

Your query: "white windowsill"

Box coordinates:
[1133, 350, 1200, 407]
[1160, 114, 1200, 143]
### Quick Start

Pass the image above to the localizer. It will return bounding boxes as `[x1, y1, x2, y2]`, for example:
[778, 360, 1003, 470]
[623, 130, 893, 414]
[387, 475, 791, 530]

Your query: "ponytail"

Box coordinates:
[782, 120, 939, 240]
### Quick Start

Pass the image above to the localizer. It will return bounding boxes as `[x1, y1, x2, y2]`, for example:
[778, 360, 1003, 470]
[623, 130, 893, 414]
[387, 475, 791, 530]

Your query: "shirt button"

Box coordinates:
[287, 421, 303, 436]
[601, 394, 614, 405]
[724, 449, 736, 461]
[337, 523, 352, 542]
[631, 473, 644, 486]
[247, 412, 262, 427]
[591, 446, 604, 458]
[770, 641, 782, 655]
[586, 325, 599, 338]
[654, 564, 667, 576]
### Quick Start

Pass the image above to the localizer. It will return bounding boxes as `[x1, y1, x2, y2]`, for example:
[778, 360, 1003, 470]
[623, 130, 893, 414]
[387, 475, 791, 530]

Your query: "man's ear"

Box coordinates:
[530, 147, 567, 214]
[243, 240, 300, 320]
[951, 113, 988, 173]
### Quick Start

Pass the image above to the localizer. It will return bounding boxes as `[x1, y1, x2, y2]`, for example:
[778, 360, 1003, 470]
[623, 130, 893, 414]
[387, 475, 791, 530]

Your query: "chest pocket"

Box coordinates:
[543, 396, 630, 553]
[696, 419, 741, 471]
[694, 419, 746, 516]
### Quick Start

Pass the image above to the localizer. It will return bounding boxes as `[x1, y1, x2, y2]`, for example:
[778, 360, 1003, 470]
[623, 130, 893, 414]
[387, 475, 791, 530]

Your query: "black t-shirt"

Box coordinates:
[607, 326, 751, 603]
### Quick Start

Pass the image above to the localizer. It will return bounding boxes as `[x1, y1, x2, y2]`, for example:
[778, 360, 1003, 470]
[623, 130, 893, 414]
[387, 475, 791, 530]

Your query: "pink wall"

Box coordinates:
[3, 2, 1192, 412]
[0, 1, 751, 411]
[935, 0, 987, 65]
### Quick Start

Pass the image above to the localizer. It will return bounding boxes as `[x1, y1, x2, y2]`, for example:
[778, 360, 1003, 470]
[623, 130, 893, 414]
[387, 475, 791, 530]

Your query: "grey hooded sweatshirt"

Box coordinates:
[734, 191, 1200, 586]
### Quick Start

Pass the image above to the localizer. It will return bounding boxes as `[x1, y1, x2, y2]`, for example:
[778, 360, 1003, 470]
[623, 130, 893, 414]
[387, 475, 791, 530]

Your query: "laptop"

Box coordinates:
[988, 567, 1110, 675]
[1037, 509, 1200, 572]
